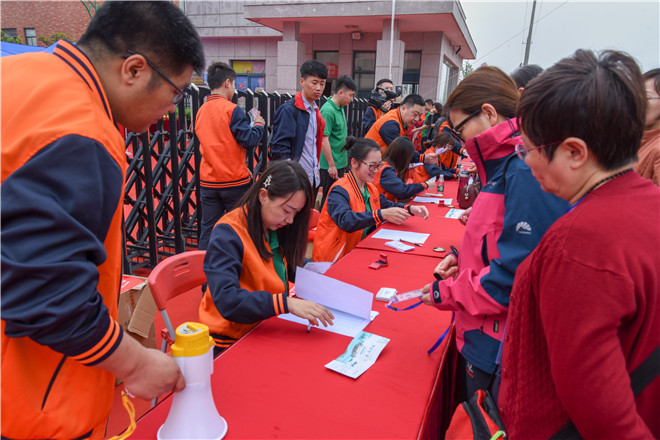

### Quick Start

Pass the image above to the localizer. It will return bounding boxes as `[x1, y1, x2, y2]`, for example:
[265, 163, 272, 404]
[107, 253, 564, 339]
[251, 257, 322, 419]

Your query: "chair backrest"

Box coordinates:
[309, 208, 320, 230]
[148, 250, 207, 311]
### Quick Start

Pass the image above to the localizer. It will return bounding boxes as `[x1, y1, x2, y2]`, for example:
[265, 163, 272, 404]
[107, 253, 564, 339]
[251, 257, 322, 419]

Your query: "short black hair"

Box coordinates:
[510, 64, 543, 88]
[334, 75, 357, 93]
[207, 62, 236, 90]
[425, 99, 434, 106]
[644, 68, 660, 95]
[401, 93, 425, 108]
[377, 78, 394, 87]
[433, 102, 443, 113]
[78, 1, 205, 76]
[300, 60, 328, 80]
[517, 49, 646, 170]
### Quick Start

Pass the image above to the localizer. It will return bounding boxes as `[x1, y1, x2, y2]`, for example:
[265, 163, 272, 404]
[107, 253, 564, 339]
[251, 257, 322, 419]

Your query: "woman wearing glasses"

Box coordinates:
[634, 68, 660, 186]
[419, 66, 568, 401]
[313, 137, 428, 263]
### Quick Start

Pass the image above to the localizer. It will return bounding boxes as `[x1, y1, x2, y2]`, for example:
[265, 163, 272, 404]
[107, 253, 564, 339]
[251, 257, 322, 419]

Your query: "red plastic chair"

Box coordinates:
[147, 250, 207, 354]
[307, 208, 320, 242]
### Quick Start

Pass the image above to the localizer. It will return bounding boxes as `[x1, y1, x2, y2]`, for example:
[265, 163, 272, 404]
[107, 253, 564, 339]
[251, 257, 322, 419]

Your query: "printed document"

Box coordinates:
[325, 331, 390, 379]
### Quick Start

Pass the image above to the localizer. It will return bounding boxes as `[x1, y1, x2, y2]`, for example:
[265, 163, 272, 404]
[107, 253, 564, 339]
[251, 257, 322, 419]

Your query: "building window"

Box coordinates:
[2, 28, 18, 38]
[231, 60, 265, 92]
[352, 51, 376, 99]
[440, 58, 459, 104]
[402, 51, 421, 96]
[314, 51, 339, 97]
[24, 28, 37, 46]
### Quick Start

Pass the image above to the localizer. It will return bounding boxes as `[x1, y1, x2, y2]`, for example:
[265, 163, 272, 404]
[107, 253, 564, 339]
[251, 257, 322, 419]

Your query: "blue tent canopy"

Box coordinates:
[1, 41, 57, 57]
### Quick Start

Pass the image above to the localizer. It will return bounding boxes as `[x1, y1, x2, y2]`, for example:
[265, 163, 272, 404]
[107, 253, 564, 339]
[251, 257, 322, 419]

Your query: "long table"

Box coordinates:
[131, 178, 467, 439]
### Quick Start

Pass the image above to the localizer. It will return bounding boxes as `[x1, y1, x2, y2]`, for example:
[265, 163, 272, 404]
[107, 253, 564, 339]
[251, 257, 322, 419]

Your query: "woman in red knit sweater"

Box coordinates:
[499, 49, 660, 439]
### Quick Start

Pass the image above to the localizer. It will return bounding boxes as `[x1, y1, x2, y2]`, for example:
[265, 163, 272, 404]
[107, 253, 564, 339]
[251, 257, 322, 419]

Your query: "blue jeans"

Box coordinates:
[199, 184, 251, 250]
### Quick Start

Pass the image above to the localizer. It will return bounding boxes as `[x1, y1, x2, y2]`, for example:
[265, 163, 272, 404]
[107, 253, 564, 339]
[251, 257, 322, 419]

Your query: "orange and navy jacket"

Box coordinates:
[365, 107, 406, 152]
[313, 171, 409, 262]
[413, 146, 458, 183]
[361, 105, 384, 133]
[199, 206, 289, 349]
[195, 94, 264, 189]
[374, 162, 427, 202]
[270, 92, 325, 161]
[1, 41, 126, 440]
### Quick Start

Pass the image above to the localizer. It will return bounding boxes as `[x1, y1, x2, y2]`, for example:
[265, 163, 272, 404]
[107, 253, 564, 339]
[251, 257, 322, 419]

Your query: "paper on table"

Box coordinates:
[445, 208, 466, 219]
[325, 331, 390, 379]
[385, 240, 414, 252]
[371, 229, 430, 244]
[412, 196, 442, 204]
[302, 261, 333, 274]
[277, 267, 375, 337]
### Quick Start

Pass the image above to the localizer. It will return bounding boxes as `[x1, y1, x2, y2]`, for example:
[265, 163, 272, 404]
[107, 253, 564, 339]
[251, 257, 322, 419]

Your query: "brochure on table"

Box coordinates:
[278, 267, 376, 338]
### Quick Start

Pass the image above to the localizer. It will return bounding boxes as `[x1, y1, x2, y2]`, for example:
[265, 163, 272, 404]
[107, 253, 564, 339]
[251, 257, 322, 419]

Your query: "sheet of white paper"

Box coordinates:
[277, 267, 375, 337]
[371, 229, 430, 244]
[408, 162, 424, 169]
[435, 147, 448, 154]
[412, 196, 441, 204]
[384, 240, 414, 252]
[302, 261, 333, 274]
[445, 208, 466, 219]
[325, 331, 390, 379]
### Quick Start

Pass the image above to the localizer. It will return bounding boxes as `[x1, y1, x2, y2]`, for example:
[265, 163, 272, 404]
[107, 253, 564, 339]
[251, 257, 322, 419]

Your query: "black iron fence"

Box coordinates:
[122, 88, 369, 273]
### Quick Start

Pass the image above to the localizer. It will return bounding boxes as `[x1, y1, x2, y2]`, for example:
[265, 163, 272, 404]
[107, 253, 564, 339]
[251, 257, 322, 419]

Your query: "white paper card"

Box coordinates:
[445, 208, 466, 219]
[408, 162, 424, 169]
[412, 196, 441, 204]
[325, 331, 390, 379]
[385, 240, 414, 252]
[371, 229, 430, 244]
[277, 267, 375, 337]
[302, 261, 333, 274]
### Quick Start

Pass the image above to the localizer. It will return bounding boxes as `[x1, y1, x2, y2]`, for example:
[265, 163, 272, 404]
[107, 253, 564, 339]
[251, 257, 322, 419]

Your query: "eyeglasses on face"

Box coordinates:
[126, 50, 190, 105]
[514, 141, 560, 160]
[450, 108, 482, 141]
[361, 161, 384, 172]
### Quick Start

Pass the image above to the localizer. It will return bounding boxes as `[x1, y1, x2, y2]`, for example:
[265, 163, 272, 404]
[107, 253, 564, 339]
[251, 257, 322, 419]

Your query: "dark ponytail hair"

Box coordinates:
[343, 136, 381, 167]
[236, 160, 313, 279]
[382, 136, 414, 181]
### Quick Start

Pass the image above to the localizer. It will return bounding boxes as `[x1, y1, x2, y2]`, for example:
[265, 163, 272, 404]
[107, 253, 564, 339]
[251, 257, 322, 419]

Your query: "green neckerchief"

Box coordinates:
[361, 184, 372, 239]
[267, 230, 287, 288]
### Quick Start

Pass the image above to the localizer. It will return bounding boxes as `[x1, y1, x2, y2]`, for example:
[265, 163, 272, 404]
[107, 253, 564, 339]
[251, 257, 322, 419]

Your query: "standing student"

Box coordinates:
[418, 66, 569, 402]
[200, 161, 334, 355]
[362, 78, 395, 133]
[319, 75, 356, 208]
[196, 62, 266, 250]
[313, 137, 428, 263]
[410, 99, 435, 144]
[374, 136, 428, 201]
[1, 2, 205, 438]
[500, 49, 659, 439]
[270, 60, 327, 187]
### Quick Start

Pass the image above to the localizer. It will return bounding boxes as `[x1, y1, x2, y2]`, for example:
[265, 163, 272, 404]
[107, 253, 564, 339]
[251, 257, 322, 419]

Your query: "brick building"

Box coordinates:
[1, 1, 93, 46]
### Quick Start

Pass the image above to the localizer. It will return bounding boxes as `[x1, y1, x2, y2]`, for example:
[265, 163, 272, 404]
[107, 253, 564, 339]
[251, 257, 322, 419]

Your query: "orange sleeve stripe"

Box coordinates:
[71, 320, 122, 365]
[277, 293, 285, 315]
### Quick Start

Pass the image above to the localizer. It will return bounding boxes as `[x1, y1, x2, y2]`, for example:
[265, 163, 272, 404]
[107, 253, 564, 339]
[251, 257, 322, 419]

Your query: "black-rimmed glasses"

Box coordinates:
[126, 50, 190, 105]
[514, 142, 560, 160]
[361, 161, 384, 172]
[450, 109, 482, 141]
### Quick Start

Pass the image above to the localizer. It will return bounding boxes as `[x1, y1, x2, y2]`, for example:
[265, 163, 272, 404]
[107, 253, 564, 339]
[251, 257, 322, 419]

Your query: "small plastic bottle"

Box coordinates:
[437, 174, 445, 193]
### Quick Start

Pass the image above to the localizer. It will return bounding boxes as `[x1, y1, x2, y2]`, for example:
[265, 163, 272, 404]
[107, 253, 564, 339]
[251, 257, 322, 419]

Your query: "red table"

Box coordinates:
[356, 180, 466, 258]
[132, 250, 455, 439]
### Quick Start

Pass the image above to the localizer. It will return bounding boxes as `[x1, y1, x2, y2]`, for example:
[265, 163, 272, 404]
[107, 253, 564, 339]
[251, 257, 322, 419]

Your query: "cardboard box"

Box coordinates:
[118, 275, 157, 350]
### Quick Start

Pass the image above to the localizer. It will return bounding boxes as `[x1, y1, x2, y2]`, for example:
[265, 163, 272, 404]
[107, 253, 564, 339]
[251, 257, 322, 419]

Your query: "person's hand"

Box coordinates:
[459, 207, 471, 225]
[466, 163, 477, 173]
[381, 207, 411, 224]
[410, 205, 429, 220]
[420, 284, 434, 305]
[423, 153, 438, 164]
[254, 112, 265, 125]
[382, 100, 393, 111]
[328, 165, 338, 180]
[434, 254, 458, 280]
[287, 297, 335, 327]
[120, 348, 186, 400]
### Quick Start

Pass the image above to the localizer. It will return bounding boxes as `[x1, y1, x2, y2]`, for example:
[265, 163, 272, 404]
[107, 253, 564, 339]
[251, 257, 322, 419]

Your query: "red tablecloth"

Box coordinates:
[132, 250, 454, 439]
[356, 180, 466, 258]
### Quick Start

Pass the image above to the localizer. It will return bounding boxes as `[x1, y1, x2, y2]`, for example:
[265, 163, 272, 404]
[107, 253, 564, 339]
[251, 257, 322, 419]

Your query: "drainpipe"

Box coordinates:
[389, 0, 395, 78]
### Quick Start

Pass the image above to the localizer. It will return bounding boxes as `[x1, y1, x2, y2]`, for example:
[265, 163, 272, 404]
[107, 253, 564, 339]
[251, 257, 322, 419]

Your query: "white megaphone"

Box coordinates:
[158, 322, 228, 440]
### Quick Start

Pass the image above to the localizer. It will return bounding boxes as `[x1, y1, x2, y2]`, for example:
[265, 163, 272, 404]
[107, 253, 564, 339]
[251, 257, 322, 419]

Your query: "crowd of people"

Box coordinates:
[1, 1, 658, 439]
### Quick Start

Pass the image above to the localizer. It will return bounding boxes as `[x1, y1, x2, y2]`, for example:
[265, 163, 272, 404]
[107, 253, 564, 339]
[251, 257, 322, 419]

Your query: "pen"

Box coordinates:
[400, 239, 422, 247]
[307, 323, 311, 333]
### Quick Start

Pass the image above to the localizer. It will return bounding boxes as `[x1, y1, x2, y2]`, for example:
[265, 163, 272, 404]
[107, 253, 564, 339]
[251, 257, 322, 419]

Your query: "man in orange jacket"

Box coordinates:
[1, 2, 204, 439]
